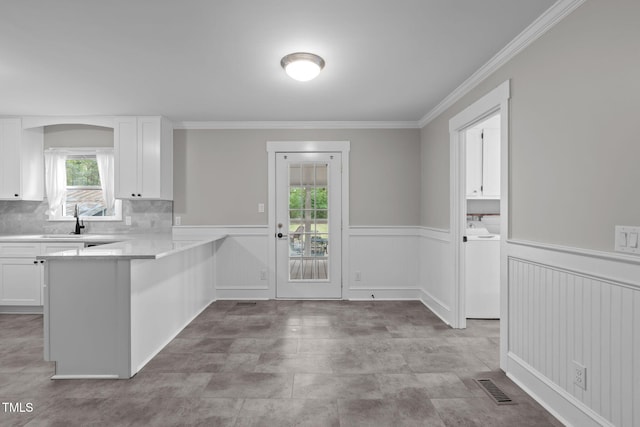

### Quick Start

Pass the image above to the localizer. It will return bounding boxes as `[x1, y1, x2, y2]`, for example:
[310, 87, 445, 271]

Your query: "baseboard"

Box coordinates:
[507, 353, 614, 427]
[215, 288, 272, 300]
[418, 289, 451, 325]
[0, 305, 43, 314]
[347, 288, 420, 300]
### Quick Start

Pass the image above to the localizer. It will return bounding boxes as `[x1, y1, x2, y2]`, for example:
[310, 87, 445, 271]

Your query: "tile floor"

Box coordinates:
[0, 300, 563, 426]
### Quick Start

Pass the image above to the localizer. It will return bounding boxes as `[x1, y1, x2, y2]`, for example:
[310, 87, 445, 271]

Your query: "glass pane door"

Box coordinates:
[288, 162, 329, 281]
[275, 152, 341, 299]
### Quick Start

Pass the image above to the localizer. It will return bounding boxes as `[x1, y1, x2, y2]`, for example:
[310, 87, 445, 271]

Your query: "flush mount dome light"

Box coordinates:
[280, 52, 325, 82]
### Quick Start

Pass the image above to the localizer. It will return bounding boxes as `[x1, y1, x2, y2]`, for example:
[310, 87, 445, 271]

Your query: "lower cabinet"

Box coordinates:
[0, 258, 42, 305]
[0, 242, 84, 307]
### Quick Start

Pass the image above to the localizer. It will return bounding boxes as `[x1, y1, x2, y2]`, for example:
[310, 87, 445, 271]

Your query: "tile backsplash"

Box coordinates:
[0, 199, 172, 235]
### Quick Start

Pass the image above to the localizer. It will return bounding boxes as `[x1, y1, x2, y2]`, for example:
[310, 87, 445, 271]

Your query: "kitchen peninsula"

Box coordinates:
[37, 234, 226, 379]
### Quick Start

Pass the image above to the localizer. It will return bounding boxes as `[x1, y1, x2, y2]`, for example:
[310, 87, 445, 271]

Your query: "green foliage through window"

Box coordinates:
[289, 187, 328, 219]
[66, 158, 101, 187]
[64, 156, 107, 217]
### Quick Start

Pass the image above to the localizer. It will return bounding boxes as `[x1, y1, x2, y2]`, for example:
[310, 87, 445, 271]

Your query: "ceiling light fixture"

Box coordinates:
[280, 52, 325, 82]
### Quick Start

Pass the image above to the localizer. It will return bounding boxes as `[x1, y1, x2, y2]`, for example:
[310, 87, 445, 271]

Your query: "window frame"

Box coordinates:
[47, 148, 122, 222]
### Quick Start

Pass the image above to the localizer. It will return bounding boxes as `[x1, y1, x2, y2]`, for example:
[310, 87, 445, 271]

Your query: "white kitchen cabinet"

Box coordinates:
[466, 127, 500, 199]
[481, 128, 500, 198]
[0, 119, 44, 201]
[0, 242, 83, 308]
[466, 129, 483, 198]
[114, 116, 173, 200]
[0, 243, 41, 306]
[0, 258, 42, 305]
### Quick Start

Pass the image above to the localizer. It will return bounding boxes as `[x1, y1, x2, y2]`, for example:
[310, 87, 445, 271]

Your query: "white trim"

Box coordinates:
[22, 116, 115, 129]
[267, 141, 350, 300]
[508, 238, 640, 265]
[267, 140, 351, 153]
[175, 121, 420, 130]
[449, 81, 510, 374]
[51, 374, 120, 380]
[417, 226, 451, 242]
[507, 353, 613, 427]
[215, 289, 271, 300]
[349, 226, 420, 237]
[418, 290, 451, 326]
[173, 225, 268, 237]
[0, 306, 43, 314]
[419, 0, 586, 127]
[348, 288, 419, 301]
[507, 240, 640, 290]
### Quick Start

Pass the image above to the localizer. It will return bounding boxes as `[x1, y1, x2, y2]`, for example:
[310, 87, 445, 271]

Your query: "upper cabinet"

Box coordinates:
[466, 127, 500, 199]
[114, 116, 173, 200]
[0, 119, 44, 201]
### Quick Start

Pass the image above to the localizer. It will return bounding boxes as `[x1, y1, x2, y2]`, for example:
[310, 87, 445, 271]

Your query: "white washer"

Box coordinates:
[465, 234, 500, 319]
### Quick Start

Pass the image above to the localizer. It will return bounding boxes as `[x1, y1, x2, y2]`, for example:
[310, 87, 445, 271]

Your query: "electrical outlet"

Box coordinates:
[175, 216, 181, 226]
[125, 216, 132, 226]
[573, 361, 587, 390]
[354, 271, 361, 281]
[260, 269, 267, 280]
[258, 203, 265, 213]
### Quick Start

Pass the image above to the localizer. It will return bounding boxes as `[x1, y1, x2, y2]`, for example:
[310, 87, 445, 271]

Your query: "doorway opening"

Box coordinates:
[464, 114, 501, 320]
[449, 80, 510, 370]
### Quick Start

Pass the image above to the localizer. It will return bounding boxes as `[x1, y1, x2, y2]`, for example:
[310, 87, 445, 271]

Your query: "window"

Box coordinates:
[45, 149, 121, 221]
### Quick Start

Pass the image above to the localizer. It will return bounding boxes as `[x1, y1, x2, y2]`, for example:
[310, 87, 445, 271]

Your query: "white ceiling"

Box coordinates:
[0, 0, 556, 123]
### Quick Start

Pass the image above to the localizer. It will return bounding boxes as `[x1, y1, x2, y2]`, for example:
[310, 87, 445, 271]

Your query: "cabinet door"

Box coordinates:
[465, 129, 483, 198]
[137, 117, 162, 199]
[0, 119, 22, 199]
[0, 258, 41, 305]
[114, 117, 139, 199]
[482, 128, 500, 198]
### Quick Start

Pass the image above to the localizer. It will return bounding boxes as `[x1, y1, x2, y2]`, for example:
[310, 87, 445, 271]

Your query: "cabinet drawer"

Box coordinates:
[0, 243, 40, 257]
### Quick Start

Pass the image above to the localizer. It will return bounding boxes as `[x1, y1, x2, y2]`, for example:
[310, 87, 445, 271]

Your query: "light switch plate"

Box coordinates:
[615, 225, 640, 254]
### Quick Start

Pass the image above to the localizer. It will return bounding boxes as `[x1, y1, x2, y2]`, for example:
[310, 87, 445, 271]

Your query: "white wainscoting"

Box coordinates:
[347, 227, 420, 300]
[417, 227, 453, 325]
[506, 240, 640, 427]
[173, 226, 271, 299]
[174, 226, 426, 300]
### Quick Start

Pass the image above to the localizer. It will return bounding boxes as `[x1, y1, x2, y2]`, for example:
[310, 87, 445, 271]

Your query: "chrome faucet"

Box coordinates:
[73, 204, 85, 235]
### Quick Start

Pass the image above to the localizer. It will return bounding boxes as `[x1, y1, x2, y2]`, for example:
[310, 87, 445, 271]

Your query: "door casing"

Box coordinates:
[267, 141, 350, 299]
[449, 80, 510, 370]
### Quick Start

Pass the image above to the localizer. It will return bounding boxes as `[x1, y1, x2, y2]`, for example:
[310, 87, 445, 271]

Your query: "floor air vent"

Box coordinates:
[474, 379, 516, 405]
[235, 302, 257, 306]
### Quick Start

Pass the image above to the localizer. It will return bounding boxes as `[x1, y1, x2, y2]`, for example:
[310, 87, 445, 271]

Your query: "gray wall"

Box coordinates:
[420, 0, 640, 251]
[173, 128, 421, 226]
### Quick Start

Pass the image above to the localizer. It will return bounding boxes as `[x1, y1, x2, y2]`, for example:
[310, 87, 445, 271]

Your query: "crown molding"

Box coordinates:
[173, 120, 421, 130]
[418, 0, 586, 128]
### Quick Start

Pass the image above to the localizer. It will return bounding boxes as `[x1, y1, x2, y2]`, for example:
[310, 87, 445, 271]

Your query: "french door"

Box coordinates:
[275, 152, 342, 298]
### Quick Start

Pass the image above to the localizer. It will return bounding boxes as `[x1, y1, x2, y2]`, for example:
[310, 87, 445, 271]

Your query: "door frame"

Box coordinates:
[449, 80, 510, 369]
[267, 141, 350, 299]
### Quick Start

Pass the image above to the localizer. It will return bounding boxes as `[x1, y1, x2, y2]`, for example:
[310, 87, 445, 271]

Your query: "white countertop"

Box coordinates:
[0, 233, 226, 260]
[37, 236, 225, 260]
[0, 234, 131, 243]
